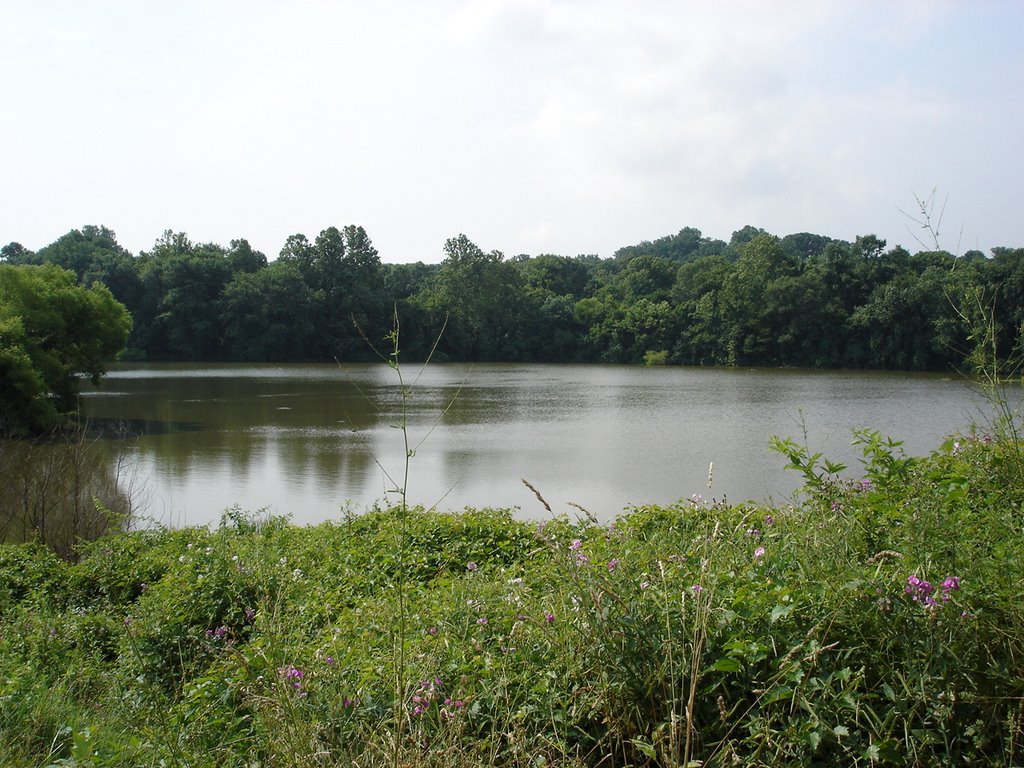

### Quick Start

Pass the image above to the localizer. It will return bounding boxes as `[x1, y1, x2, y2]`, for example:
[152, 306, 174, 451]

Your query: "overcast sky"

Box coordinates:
[2, 1, 1021, 263]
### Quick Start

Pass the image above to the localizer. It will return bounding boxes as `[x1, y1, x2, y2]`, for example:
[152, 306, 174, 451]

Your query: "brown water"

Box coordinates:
[80, 363, 988, 526]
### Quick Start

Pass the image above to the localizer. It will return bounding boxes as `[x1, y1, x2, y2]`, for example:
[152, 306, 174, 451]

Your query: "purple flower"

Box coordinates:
[765, 515, 774, 526]
[244, 608, 256, 621]
[939, 576, 961, 602]
[466, 561, 478, 572]
[544, 611, 555, 624]
[569, 538, 583, 551]
[905, 575, 936, 604]
[427, 626, 439, 636]
[754, 546, 766, 560]
[691, 584, 703, 593]
[476, 617, 488, 625]
[607, 558, 620, 572]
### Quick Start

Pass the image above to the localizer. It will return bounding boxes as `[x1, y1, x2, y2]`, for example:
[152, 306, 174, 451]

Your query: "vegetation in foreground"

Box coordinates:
[1, 424, 1023, 767]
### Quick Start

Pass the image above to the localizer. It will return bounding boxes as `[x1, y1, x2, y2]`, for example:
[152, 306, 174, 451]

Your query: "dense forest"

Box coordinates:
[3, 223, 1023, 372]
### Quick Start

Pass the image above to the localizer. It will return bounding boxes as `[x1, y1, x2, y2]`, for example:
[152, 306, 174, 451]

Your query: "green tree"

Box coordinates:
[849, 264, 959, 370]
[671, 255, 735, 364]
[728, 224, 769, 251]
[419, 234, 527, 361]
[138, 233, 231, 361]
[8, 227, 145, 355]
[1, 242, 34, 263]
[619, 255, 677, 302]
[780, 232, 836, 261]
[221, 261, 315, 361]
[34, 225, 128, 281]
[986, 247, 1024, 365]
[225, 238, 267, 274]
[720, 234, 800, 365]
[278, 226, 386, 359]
[515, 254, 593, 299]
[0, 264, 131, 433]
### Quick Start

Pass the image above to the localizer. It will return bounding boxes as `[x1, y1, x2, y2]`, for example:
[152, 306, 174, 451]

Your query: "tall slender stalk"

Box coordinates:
[387, 318, 410, 767]
[357, 309, 448, 767]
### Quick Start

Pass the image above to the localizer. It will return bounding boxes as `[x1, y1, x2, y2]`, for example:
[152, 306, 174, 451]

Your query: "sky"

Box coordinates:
[2, 0, 1022, 263]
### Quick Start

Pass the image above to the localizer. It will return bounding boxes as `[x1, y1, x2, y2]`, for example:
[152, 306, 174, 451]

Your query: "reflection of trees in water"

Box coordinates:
[0, 425, 146, 557]
[277, 428, 379, 502]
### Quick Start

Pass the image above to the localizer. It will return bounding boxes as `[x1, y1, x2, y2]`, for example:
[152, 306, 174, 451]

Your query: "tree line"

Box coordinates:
[3, 223, 1023, 374]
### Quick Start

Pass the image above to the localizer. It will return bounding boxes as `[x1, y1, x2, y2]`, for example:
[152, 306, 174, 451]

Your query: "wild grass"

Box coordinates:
[1, 419, 1022, 766]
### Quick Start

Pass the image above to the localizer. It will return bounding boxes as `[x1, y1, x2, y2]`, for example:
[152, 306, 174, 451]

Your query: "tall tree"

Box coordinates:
[135, 232, 231, 360]
[419, 235, 527, 361]
[720, 234, 799, 364]
[221, 261, 316, 361]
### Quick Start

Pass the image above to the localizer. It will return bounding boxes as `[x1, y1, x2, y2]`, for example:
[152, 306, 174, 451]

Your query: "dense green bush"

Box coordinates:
[0, 429, 1022, 766]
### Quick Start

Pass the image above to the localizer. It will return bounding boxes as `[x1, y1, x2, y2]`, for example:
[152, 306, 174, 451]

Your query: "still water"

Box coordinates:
[81, 363, 988, 526]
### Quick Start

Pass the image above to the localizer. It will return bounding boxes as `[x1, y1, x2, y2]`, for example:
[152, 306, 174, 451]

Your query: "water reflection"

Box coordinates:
[0, 429, 145, 554]
[79, 363, 988, 526]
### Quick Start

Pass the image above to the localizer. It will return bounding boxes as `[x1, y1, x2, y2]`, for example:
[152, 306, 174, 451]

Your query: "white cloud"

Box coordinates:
[0, 0, 1020, 258]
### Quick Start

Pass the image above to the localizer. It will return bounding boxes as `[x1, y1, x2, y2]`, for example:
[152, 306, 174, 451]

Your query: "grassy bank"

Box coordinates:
[1, 429, 1023, 767]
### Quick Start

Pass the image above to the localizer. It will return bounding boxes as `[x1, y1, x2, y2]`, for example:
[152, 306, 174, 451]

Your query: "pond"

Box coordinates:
[79, 363, 989, 526]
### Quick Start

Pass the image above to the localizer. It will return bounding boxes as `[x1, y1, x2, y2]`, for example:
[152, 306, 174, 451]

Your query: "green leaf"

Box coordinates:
[763, 684, 794, 705]
[711, 657, 742, 673]
[770, 603, 794, 623]
[630, 739, 657, 759]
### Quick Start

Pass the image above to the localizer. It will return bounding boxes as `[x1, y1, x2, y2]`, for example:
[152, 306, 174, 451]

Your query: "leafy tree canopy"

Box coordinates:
[0, 264, 131, 434]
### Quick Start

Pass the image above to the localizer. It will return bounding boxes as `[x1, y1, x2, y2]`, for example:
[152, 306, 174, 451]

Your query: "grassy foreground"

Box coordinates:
[1, 430, 1023, 767]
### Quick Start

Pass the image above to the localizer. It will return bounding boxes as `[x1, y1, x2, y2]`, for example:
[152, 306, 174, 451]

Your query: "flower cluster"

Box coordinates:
[569, 538, 589, 566]
[905, 574, 961, 608]
[278, 664, 306, 696]
[953, 434, 993, 454]
[411, 676, 465, 718]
